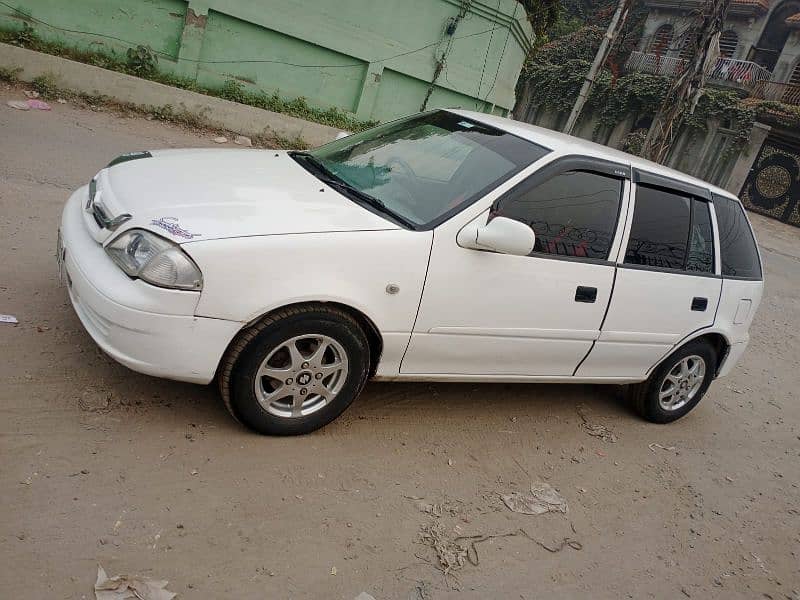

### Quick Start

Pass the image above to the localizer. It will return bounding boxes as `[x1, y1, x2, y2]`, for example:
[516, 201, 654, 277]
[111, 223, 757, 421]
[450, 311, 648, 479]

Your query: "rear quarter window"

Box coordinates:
[714, 197, 762, 280]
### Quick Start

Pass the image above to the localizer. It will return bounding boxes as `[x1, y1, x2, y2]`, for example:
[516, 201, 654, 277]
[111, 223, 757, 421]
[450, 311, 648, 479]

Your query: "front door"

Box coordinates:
[401, 158, 629, 377]
[577, 174, 722, 378]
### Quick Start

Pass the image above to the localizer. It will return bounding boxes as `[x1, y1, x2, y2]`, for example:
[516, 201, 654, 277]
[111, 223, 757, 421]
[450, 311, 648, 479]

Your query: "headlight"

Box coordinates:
[106, 229, 203, 290]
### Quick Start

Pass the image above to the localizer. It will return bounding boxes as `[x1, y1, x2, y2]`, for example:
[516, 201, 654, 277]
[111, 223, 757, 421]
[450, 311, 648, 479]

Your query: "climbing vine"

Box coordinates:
[517, 24, 778, 158]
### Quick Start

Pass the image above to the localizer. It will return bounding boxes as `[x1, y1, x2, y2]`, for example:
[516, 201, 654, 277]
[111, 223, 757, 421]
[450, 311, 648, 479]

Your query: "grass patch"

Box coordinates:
[0, 26, 377, 132]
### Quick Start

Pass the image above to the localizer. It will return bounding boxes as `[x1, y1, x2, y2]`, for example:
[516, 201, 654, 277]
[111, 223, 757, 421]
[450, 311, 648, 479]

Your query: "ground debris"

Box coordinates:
[0, 314, 18, 324]
[94, 564, 176, 600]
[418, 522, 468, 576]
[649, 442, 678, 453]
[354, 593, 376, 600]
[212, 136, 227, 143]
[78, 388, 113, 413]
[7, 99, 29, 110]
[234, 135, 252, 146]
[576, 404, 617, 442]
[501, 482, 568, 515]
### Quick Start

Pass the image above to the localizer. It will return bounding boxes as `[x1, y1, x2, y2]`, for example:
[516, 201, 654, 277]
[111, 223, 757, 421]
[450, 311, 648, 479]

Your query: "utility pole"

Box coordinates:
[642, 0, 732, 163]
[563, 0, 634, 135]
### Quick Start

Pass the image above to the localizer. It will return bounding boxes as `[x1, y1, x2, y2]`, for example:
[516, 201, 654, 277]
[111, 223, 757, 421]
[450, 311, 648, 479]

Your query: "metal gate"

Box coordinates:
[740, 138, 800, 227]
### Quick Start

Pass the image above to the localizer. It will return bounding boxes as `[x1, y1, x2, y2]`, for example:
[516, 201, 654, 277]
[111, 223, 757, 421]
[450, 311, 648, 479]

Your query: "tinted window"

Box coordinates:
[625, 186, 691, 270]
[715, 196, 762, 279]
[687, 200, 714, 273]
[496, 171, 623, 259]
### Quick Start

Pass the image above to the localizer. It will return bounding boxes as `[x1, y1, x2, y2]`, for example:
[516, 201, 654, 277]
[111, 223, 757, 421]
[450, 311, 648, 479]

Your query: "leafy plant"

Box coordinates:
[125, 45, 158, 77]
[10, 22, 36, 47]
[31, 73, 59, 98]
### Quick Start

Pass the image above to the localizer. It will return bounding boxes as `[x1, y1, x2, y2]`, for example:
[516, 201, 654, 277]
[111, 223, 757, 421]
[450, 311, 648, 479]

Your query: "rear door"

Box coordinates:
[576, 171, 722, 378]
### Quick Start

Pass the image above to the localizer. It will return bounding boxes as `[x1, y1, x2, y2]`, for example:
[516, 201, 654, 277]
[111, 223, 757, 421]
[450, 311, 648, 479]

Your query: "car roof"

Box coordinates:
[448, 109, 739, 202]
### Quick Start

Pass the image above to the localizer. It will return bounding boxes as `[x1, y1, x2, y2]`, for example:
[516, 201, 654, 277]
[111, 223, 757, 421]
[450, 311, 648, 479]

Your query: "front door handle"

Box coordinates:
[575, 286, 598, 303]
[691, 297, 708, 311]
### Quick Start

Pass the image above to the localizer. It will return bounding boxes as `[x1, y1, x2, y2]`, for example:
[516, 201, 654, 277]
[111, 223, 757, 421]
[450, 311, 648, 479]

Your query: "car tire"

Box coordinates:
[629, 339, 718, 424]
[219, 305, 370, 435]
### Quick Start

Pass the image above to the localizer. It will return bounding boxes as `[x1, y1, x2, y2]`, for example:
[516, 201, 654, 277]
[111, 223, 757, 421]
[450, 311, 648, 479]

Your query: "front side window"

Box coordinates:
[625, 186, 691, 270]
[714, 196, 762, 279]
[495, 171, 623, 260]
[301, 111, 549, 228]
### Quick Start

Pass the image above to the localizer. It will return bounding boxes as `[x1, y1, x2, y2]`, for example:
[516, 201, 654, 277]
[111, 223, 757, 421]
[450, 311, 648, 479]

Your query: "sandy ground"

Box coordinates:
[0, 86, 798, 600]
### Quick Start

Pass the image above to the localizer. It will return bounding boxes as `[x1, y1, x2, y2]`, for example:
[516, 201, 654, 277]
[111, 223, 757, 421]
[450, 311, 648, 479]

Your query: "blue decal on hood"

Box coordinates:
[150, 217, 201, 239]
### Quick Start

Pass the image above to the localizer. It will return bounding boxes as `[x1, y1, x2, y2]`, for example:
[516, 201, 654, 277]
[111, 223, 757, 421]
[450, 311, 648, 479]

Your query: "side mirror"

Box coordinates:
[457, 216, 535, 257]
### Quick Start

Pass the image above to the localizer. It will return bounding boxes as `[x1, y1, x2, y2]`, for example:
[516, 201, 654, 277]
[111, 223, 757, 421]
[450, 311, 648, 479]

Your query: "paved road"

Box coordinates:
[1, 86, 798, 599]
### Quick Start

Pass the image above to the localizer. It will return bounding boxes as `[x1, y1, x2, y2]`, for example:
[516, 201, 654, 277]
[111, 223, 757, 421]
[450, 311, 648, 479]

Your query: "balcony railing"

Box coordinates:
[626, 51, 687, 78]
[626, 51, 772, 92]
[751, 80, 800, 106]
[707, 58, 772, 91]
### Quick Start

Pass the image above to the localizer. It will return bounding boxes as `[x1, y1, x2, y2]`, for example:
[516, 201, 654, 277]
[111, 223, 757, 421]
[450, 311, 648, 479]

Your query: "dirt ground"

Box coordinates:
[1, 86, 798, 600]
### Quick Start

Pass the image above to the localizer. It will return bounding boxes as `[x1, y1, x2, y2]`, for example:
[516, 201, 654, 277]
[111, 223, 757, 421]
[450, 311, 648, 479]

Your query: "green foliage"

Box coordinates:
[9, 22, 36, 47]
[620, 128, 647, 156]
[0, 66, 22, 82]
[519, 23, 766, 157]
[215, 79, 377, 132]
[31, 73, 59, 99]
[125, 45, 158, 78]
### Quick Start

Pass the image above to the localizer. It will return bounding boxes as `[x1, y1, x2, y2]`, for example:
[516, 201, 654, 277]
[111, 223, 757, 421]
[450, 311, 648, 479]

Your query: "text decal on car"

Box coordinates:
[150, 217, 201, 239]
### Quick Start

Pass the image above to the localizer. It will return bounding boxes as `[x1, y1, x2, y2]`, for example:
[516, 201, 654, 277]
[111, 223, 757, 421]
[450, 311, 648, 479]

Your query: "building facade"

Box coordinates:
[517, 0, 800, 226]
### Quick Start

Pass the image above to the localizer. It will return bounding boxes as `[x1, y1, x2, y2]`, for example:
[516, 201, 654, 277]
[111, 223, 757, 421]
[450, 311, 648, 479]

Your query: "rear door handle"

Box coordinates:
[575, 286, 598, 303]
[691, 297, 708, 311]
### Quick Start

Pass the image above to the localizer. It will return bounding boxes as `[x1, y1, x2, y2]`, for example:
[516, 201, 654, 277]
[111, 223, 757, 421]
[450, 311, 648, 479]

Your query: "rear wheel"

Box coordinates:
[219, 305, 370, 435]
[630, 339, 717, 423]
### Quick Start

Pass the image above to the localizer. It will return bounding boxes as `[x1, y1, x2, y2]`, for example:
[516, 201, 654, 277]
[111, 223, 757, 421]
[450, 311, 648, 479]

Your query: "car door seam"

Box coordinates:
[397, 232, 435, 372]
[572, 266, 617, 376]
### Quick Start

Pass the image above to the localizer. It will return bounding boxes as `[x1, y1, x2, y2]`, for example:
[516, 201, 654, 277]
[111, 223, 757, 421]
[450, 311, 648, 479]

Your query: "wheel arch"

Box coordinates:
[646, 329, 731, 378]
[217, 300, 384, 382]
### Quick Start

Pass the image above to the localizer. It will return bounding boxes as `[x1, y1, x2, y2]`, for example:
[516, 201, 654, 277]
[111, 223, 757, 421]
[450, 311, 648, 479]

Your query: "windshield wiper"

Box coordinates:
[290, 152, 416, 229]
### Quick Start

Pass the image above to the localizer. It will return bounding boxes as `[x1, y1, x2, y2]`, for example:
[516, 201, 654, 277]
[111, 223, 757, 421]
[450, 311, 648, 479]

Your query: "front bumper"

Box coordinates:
[60, 187, 241, 384]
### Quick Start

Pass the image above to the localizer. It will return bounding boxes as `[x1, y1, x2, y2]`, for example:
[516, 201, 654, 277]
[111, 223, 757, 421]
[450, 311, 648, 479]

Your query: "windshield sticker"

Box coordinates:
[150, 217, 201, 239]
[457, 121, 475, 129]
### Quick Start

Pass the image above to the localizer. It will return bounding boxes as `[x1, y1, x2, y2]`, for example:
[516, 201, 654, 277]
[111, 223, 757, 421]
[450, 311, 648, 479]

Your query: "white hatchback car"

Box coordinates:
[58, 109, 763, 435]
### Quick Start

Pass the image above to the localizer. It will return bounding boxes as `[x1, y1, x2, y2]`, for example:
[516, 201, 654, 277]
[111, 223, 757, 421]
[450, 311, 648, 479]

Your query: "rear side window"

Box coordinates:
[715, 197, 762, 279]
[687, 200, 714, 273]
[625, 186, 691, 270]
[496, 171, 623, 259]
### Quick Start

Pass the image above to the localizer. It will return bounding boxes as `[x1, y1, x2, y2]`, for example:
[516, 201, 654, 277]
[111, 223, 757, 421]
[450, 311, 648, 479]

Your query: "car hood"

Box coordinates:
[95, 148, 398, 244]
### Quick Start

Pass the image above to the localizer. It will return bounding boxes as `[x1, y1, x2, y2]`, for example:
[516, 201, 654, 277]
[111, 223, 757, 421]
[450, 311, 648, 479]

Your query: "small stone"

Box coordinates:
[234, 135, 252, 147]
[213, 136, 228, 144]
[176, 523, 184, 529]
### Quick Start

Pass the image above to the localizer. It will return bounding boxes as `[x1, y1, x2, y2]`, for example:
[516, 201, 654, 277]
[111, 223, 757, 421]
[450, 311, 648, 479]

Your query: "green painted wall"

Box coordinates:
[0, 0, 532, 121]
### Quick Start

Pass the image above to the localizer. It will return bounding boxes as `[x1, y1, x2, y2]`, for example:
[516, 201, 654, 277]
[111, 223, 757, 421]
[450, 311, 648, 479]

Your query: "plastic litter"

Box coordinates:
[355, 594, 376, 600]
[26, 99, 51, 110]
[501, 482, 568, 515]
[234, 135, 252, 146]
[6, 100, 29, 110]
[94, 565, 176, 600]
[212, 136, 227, 143]
[0, 314, 18, 324]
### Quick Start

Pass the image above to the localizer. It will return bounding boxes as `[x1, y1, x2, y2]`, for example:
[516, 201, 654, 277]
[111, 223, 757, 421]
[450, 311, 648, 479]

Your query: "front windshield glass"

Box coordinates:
[307, 111, 549, 227]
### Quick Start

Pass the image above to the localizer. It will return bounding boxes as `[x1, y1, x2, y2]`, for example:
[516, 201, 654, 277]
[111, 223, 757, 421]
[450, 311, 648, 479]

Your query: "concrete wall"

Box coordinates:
[0, 0, 533, 122]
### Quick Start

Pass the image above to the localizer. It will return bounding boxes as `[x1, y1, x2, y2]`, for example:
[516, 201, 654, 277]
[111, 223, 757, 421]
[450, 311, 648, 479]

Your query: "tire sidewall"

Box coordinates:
[644, 340, 717, 423]
[230, 311, 369, 435]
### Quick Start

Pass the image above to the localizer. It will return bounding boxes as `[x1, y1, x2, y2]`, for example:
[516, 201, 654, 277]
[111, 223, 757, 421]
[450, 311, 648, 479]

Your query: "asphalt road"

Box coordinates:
[1, 86, 798, 599]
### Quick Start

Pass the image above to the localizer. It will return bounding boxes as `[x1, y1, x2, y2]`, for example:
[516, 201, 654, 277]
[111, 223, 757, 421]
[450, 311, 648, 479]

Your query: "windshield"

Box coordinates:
[303, 111, 549, 228]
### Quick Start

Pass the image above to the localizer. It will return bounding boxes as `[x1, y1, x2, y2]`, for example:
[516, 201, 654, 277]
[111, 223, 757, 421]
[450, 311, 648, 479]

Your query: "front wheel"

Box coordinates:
[220, 305, 370, 435]
[630, 339, 717, 423]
